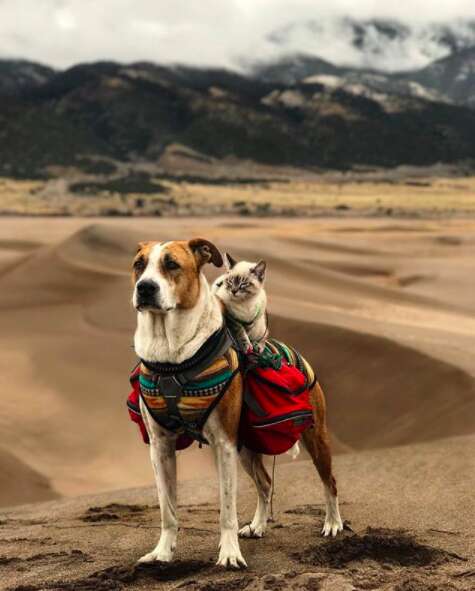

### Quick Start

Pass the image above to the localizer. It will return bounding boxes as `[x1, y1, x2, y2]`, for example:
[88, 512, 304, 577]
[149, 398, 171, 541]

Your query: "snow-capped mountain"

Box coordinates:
[251, 18, 475, 109]
[265, 17, 475, 72]
[409, 47, 475, 107]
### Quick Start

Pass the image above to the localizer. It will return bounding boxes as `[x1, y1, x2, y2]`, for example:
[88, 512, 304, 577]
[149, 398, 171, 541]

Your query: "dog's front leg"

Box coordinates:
[206, 416, 247, 568]
[139, 406, 178, 563]
[214, 439, 247, 568]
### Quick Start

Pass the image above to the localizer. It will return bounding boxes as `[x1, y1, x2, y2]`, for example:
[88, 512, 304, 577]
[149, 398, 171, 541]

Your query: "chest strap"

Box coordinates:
[139, 327, 234, 443]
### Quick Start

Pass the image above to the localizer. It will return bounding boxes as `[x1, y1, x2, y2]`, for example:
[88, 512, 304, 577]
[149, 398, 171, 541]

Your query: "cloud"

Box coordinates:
[0, 0, 474, 71]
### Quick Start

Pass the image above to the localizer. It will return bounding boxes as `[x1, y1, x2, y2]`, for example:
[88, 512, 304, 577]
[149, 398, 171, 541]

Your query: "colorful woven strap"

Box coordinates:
[251, 338, 315, 386]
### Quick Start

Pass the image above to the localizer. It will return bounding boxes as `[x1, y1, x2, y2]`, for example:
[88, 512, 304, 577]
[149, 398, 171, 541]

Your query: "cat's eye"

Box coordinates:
[164, 257, 180, 271]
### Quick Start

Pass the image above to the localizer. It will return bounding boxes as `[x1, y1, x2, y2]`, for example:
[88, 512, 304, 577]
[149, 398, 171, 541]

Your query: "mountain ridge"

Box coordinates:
[266, 17, 475, 72]
[1, 49, 475, 178]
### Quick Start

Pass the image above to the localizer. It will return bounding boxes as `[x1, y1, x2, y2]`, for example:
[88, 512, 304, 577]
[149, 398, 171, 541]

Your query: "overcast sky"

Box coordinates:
[0, 0, 474, 71]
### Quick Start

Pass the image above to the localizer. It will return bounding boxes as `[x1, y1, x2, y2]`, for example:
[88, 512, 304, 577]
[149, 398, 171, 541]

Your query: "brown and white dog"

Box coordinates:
[131, 238, 343, 568]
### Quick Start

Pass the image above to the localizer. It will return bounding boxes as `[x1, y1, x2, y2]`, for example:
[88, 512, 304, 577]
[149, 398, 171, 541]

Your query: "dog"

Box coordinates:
[131, 238, 343, 568]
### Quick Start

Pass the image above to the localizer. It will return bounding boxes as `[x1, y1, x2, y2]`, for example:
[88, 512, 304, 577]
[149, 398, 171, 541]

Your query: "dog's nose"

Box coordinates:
[137, 280, 158, 297]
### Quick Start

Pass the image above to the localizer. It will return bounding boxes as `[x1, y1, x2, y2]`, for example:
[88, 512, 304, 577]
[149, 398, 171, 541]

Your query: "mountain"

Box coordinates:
[0, 59, 475, 178]
[251, 55, 341, 85]
[407, 47, 475, 108]
[254, 17, 475, 108]
[266, 17, 475, 72]
[254, 45, 475, 109]
[254, 55, 449, 104]
[0, 59, 55, 95]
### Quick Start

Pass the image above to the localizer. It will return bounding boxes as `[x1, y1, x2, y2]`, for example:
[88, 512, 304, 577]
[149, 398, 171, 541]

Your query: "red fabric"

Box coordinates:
[127, 385, 150, 444]
[127, 367, 193, 450]
[239, 362, 314, 455]
[127, 360, 314, 455]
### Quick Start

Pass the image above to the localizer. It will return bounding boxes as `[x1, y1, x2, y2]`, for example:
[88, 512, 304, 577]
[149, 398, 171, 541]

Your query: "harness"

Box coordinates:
[127, 320, 316, 449]
[264, 339, 315, 385]
[225, 302, 263, 329]
[225, 303, 269, 350]
[132, 327, 240, 445]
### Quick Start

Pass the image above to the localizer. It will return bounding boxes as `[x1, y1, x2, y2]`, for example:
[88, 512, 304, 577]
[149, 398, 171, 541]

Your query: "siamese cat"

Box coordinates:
[213, 254, 267, 353]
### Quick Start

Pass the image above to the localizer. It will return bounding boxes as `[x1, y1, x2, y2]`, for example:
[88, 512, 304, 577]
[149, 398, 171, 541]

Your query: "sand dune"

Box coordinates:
[0, 217, 474, 509]
[271, 315, 475, 450]
[0, 447, 58, 507]
[0, 434, 473, 590]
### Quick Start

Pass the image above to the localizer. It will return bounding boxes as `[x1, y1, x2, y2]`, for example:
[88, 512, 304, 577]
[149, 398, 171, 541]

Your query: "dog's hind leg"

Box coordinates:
[138, 403, 178, 563]
[238, 448, 272, 539]
[301, 382, 343, 537]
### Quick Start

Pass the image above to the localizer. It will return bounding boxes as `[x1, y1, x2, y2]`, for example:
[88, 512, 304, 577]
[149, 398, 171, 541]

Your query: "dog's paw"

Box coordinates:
[321, 514, 344, 537]
[239, 523, 266, 539]
[137, 548, 174, 564]
[216, 550, 247, 569]
[217, 531, 247, 569]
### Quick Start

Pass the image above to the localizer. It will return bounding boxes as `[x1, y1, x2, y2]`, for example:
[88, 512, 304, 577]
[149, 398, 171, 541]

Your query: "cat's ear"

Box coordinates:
[189, 238, 223, 268]
[224, 252, 237, 270]
[252, 260, 266, 282]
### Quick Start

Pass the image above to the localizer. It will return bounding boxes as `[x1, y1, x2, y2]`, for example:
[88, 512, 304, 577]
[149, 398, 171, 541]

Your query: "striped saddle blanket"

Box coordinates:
[128, 347, 239, 449]
[127, 339, 316, 454]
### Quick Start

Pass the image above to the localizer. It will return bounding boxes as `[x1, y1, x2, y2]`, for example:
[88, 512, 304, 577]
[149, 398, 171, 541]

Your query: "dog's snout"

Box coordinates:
[137, 280, 158, 297]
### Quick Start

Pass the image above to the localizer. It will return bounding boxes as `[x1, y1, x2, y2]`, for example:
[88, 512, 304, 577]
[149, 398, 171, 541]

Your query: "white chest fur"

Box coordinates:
[134, 274, 223, 364]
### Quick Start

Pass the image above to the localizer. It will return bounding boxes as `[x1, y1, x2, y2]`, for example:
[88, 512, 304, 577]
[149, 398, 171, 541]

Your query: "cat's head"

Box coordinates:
[214, 253, 266, 302]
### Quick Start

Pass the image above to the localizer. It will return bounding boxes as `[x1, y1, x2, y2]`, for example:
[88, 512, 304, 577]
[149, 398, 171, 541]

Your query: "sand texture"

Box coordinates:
[0, 216, 474, 589]
[0, 435, 473, 590]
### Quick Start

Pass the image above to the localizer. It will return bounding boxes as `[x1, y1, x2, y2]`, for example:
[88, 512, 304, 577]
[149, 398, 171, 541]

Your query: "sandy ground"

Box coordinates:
[0, 435, 473, 590]
[0, 215, 474, 589]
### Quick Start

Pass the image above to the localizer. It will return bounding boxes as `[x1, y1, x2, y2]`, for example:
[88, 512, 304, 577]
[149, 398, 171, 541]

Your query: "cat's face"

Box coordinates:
[215, 254, 266, 302]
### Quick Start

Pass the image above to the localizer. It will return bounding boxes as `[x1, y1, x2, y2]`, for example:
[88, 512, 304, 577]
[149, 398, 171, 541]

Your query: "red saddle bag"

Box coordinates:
[239, 360, 314, 455]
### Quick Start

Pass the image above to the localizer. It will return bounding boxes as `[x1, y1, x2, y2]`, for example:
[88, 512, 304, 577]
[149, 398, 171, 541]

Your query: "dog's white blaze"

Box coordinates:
[135, 243, 177, 311]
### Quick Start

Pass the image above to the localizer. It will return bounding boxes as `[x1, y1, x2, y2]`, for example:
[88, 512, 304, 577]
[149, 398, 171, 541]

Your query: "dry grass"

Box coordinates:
[1, 175, 475, 216]
[168, 177, 475, 213]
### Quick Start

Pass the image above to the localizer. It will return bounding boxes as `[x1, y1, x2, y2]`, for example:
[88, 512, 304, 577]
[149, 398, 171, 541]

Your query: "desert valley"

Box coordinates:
[0, 214, 474, 590]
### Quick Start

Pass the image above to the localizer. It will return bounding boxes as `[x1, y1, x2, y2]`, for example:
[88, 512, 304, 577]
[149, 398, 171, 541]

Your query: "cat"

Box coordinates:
[213, 253, 268, 354]
[214, 253, 301, 460]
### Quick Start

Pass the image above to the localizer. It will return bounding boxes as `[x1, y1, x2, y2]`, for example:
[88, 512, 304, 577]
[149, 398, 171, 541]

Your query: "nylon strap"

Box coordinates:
[139, 327, 233, 444]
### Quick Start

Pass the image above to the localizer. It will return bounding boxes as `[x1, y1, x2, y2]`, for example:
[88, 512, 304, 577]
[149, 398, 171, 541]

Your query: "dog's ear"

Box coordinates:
[251, 259, 266, 282]
[189, 238, 223, 268]
[224, 252, 237, 270]
[136, 241, 152, 253]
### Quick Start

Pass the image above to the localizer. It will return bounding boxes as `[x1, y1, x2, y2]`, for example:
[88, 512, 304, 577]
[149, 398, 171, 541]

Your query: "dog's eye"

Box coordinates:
[165, 258, 180, 271]
[134, 258, 145, 271]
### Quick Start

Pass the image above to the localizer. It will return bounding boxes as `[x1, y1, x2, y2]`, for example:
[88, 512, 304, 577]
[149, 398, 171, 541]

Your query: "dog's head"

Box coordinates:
[132, 238, 223, 313]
